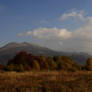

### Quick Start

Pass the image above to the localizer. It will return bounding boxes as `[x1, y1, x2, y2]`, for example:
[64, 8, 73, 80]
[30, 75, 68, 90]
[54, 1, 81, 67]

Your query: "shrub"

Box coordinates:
[5, 64, 16, 71]
[47, 57, 57, 70]
[17, 64, 25, 72]
[33, 60, 40, 70]
[85, 58, 92, 71]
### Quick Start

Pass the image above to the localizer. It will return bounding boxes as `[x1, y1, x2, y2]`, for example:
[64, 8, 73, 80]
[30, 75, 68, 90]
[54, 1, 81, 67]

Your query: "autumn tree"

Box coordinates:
[32, 60, 40, 70]
[86, 58, 92, 71]
[47, 57, 57, 70]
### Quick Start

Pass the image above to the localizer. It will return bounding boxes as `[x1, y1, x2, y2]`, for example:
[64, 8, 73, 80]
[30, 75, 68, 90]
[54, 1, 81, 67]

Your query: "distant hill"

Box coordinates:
[0, 42, 91, 65]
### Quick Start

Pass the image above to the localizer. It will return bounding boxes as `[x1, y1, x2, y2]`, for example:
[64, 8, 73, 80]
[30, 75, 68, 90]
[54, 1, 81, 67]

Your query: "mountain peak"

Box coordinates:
[3, 42, 19, 48]
[3, 42, 31, 47]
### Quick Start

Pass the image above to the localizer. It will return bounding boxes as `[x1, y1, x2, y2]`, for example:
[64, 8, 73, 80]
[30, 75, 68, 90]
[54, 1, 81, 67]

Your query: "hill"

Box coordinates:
[0, 42, 60, 65]
[0, 42, 91, 65]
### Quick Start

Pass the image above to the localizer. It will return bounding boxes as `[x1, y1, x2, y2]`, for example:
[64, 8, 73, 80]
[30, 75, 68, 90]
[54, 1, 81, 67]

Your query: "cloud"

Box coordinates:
[73, 17, 92, 39]
[59, 17, 92, 53]
[18, 10, 92, 54]
[18, 33, 24, 37]
[60, 10, 85, 21]
[18, 27, 72, 40]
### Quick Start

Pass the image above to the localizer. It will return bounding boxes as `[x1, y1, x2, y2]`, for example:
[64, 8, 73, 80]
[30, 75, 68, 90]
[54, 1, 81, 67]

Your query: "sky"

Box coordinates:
[0, 0, 92, 53]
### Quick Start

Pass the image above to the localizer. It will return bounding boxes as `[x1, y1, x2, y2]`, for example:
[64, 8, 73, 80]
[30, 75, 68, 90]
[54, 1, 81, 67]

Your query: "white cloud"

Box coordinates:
[73, 18, 92, 39]
[26, 31, 32, 35]
[60, 10, 85, 21]
[18, 33, 24, 37]
[59, 29, 72, 39]
[60, 17, 92, 53]
[18, 10, 92, 54]
[19, 27, 72, 40]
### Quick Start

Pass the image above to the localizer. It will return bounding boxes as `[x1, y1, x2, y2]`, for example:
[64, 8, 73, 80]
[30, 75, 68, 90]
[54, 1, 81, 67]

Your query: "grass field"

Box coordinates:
[0, 71, 92, 92]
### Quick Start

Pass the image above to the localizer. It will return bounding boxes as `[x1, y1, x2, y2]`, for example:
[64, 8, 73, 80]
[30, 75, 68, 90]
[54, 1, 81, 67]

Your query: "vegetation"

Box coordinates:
[85, 58, 92, 71]
[0, 51, 92, 91]
[0, 51, 91, 73]
[0, 71, 91, 92]
[4, 51, 83, 72]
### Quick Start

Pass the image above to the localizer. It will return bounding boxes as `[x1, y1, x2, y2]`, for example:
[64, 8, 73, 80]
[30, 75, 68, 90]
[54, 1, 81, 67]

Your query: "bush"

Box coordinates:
[47, 57, 57, 70]
[6, 64, 15, 71]
[33, 60, 40, 70]
[17, 64, 25, 72]
[85, 58, 92, 71]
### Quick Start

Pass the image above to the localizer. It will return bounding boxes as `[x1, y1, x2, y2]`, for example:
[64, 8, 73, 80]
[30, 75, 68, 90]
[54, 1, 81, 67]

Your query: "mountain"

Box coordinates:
[0, 42, 91, 65]
[70, 52, 91, 65]
[0, 42, 64, 56]
[0, 42, 61, 65]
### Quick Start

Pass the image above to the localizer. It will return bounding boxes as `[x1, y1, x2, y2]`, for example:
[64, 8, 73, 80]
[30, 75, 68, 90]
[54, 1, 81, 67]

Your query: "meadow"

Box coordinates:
[0, 71, 92, 92]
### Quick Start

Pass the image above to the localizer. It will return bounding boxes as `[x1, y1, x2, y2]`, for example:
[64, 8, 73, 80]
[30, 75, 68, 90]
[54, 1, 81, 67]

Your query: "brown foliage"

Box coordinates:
[53, 56, 81, 71]
[0, 64, 6, 70]
[47, 57, 57, 70]
[32, 60, 40, 70]
[7, 51, 49, 71]
[7, 51, 82, 72]
[86, 58, 92, 71]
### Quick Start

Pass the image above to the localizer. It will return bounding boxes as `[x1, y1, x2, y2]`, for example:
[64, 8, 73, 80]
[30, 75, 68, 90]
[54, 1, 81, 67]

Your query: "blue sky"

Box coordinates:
[0, 0, 92, 53]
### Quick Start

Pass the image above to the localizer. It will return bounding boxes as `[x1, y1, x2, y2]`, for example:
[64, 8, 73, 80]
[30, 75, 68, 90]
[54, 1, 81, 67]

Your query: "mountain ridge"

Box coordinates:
[0, 42, 91, 65]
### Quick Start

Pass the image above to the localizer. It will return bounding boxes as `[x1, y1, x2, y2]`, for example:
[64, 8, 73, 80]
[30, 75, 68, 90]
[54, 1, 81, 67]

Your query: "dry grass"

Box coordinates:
[0, 71, 92, 92]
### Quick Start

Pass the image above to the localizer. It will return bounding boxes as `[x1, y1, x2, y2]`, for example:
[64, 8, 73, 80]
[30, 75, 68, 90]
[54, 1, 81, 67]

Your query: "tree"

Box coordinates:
[33, 60, 40, 70]
[18, 64, 25, 72]
[6, 64, 16, 71]
[47, 57, 57, 70]
[86, 58, 92, 71]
